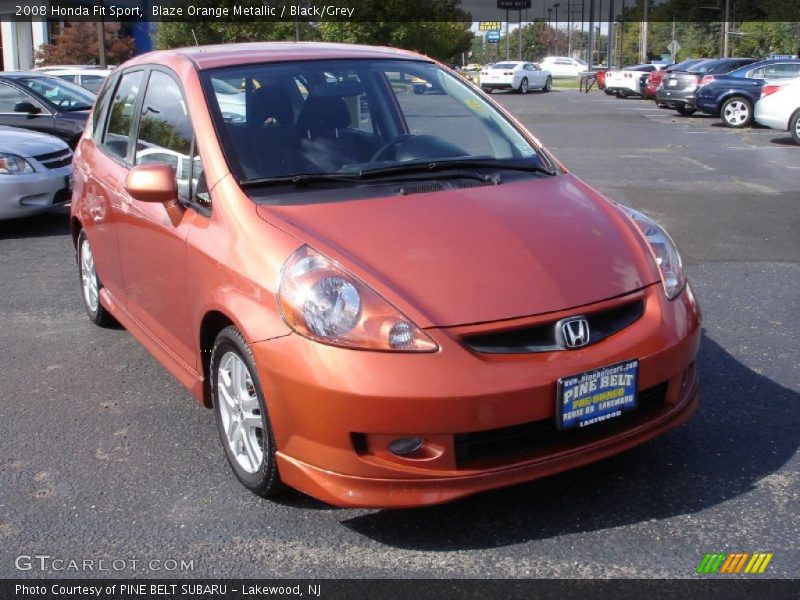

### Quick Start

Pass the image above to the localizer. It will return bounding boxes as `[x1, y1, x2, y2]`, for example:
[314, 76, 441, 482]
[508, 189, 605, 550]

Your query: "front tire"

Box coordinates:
[721, 96, 753, 128]
[790, 109, 800, 146]
[519, 77, 528, 94]
[77, 231, 115, 327]
[677, 105, 696, 116]
[211, 326, 282, 497]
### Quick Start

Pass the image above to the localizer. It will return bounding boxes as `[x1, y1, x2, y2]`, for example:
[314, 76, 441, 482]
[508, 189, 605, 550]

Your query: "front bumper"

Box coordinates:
[253, 282, 701, 508]
[0, 165, 72, 219]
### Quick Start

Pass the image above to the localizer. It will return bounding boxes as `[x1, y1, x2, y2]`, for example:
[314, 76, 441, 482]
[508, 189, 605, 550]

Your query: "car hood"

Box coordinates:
[0, 126, 68, 157]
[256, 174, 659, 328]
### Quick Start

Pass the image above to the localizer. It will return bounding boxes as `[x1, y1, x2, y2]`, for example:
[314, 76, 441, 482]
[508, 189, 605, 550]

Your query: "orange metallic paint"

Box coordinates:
[71, 43, 701, 508]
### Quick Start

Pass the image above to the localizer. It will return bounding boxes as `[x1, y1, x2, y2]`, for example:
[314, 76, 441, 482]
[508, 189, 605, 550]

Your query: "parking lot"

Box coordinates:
[0, 88, 797, 579]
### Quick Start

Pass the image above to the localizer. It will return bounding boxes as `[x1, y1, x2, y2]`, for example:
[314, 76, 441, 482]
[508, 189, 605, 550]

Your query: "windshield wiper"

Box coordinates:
[357, 159, 556, 179]
[241, 173, 364, 188]
[241, 168, 503, 189]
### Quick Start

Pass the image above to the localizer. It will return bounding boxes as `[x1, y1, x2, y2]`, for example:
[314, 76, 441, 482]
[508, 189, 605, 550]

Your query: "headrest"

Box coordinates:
[247, 86, 293, 127]
[296, 96, 351, 131]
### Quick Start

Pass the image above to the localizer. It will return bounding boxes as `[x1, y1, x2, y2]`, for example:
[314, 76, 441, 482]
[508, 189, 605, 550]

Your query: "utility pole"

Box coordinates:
[723, 0, 730, 58]
[553, 3, 561, 55]
[506, 9, 510, 60]
[640, 0, 649, 63]
[606, 0, 614, 69]
[519, 9, 523, 60]
[587, 0, 595, 68]
[95, 0, 106, 68]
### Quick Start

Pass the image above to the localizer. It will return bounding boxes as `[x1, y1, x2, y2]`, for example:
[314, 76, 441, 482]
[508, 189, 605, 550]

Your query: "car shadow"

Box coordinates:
[770, 136, 798, 146]
[339, 332, 798, 550]
[0, 208, 70, 239]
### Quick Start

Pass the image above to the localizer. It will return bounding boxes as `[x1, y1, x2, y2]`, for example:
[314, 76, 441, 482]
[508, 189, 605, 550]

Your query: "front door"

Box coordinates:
[115, 69, 197, 369]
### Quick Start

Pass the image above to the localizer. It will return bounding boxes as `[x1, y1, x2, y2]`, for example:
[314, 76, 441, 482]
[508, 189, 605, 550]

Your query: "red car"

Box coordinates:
[70, 43, 700, 508]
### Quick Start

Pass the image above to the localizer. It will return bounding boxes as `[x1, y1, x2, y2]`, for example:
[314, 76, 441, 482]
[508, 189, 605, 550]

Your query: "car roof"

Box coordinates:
[124, 42, 432, 71]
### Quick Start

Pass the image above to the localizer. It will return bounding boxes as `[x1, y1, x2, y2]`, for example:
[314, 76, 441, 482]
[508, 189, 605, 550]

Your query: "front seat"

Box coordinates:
[244, 86, 296, 177]
[293, 95, 360, 173]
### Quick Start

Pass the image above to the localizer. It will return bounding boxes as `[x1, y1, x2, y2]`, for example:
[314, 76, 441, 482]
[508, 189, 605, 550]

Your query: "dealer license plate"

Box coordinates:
[556, 359, 638, 431]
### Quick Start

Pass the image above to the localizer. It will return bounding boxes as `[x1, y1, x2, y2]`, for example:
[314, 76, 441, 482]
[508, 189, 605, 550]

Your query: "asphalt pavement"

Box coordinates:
[0, 88, 797, 579]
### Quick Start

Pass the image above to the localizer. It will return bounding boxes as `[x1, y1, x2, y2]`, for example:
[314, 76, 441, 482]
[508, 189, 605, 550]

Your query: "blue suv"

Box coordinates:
[695, 59, 800, 128]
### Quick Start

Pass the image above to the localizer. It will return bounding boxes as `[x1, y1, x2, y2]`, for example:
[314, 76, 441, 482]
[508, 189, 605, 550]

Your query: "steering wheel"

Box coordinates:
[370, 134, 417, 163]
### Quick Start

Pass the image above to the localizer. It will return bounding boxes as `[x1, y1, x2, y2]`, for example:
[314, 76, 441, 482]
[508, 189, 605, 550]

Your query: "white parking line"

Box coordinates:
[679, 155, 715, 171]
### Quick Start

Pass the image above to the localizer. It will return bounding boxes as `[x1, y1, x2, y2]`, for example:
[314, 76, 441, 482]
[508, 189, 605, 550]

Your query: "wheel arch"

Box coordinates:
[199, 310, 237, 407]
[69, 216, 82, 250]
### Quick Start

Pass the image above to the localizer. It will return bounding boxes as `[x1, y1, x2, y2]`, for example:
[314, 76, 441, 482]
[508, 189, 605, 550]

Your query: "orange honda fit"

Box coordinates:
[70, 43, 700, 508]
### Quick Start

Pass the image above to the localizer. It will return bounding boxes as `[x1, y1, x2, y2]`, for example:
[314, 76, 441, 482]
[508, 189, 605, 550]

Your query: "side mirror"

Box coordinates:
[14, 101, 40, 114]
[124, 163, 178, 204]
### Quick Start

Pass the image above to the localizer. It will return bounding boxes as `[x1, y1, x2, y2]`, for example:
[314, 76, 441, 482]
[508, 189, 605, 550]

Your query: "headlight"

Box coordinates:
[278, 245, 438, 352]
[623, 207, 686, 300]
[0, 153, 35, 175]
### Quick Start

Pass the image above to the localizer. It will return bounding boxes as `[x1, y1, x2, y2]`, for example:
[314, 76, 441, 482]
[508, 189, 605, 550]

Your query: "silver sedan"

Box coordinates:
[0, 126, 72, 220]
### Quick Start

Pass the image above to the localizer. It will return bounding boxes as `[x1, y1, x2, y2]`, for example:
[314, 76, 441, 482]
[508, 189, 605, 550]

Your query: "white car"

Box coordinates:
[539, 56, 588, 78]
[0, 126, 73, 220]
[480, 61, 552, 94]
[604, 64, 662, 98]
[35, 67, 111, 94]
[754, 78, 800, 145]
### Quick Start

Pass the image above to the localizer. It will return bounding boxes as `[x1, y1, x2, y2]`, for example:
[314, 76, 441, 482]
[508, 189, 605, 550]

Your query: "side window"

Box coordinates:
[92, 74, 117, 139]
[81, 75, 106, 94]
[135, 71, 194, 204]
[57, 74, 77, 83]
[102, 70, 143, 160]
[0, 82, 39, 112]
[748, 67, 765, 79]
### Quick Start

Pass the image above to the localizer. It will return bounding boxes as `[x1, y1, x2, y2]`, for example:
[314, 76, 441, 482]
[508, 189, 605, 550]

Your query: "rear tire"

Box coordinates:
[677, 105, 696, 116]
[519, 77, 528, 94]
[211, 326, 283, 498]
[721, 96, 753, 128]
[542, 77, 552, 93]
[616, 90, 628, 99]
[790, 110, 800, 146]
[77, 231, 115, 328]
[604, 89, 614, 95]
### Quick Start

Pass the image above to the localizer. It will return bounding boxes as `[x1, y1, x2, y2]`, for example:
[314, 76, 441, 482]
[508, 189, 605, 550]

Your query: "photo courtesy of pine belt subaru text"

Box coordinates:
[70, 42, 701, 508]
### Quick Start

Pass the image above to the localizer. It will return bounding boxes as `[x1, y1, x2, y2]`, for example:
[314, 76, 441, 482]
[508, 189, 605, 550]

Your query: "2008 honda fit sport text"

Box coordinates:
[70, 43, 700, 508]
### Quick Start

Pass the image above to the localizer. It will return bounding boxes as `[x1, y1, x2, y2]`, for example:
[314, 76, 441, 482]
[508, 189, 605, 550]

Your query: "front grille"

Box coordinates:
[33, 148, 72, 170]
[462, 299, 644, 354]
[454, 382, 668, 468]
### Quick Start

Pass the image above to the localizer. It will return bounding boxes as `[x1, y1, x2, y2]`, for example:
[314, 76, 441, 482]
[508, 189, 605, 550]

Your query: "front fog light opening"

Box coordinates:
[388, 437, 424, 456]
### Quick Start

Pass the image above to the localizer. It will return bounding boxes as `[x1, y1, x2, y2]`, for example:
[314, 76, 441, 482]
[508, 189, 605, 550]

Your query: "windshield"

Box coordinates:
[202, 59, 546, 182]
[18, 76, 95, 110]
[686, 60, 721, 74]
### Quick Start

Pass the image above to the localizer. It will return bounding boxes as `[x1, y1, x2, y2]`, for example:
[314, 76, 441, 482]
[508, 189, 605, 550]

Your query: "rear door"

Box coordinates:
[78, 69, 145, 300]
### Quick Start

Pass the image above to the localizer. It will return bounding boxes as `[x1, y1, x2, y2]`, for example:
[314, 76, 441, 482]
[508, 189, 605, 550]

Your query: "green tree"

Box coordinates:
[155, 21, 318, 49]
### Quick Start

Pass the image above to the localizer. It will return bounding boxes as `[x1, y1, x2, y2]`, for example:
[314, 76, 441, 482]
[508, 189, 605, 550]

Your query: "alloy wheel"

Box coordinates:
[216, 351, 264, 474]
[723, 99, 751, 127]
[80, 239, 99, 314]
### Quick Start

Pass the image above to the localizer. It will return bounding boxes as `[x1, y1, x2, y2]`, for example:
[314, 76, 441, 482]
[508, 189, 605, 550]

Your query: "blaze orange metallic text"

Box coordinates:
[70, 43, 700, 508]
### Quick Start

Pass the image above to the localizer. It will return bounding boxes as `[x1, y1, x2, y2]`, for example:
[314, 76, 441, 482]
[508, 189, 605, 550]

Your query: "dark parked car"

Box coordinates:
[0, 72, 95, 147]
[695, 59, 800, 128]
[656, 58, 757, 116]
[645, 59, 707, 101]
